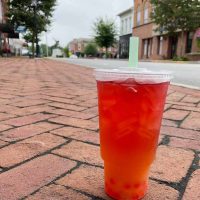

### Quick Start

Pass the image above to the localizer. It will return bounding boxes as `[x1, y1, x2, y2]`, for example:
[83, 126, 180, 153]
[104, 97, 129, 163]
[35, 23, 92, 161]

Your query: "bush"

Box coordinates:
[197, 38, 200, 51]
[173, 56, 189, 61]
[84, 43, 98, 57]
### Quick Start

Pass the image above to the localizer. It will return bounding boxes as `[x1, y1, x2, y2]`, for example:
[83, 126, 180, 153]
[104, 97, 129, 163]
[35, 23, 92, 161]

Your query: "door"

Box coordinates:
[168, 36, 178, 59]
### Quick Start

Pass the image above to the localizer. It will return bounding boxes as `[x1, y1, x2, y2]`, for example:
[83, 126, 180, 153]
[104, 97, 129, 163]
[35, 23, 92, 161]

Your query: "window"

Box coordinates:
[125, 18, 128, 34]
[0, 0, 3, 22]
[121, 20, 124, 35]
[186, 32, 194, 53]
[143, 40, 148, 56]
[123, 19, 126, 34]
[137, 6, 141, 26]
[129, 17, 132, 32]
[143, 38, 152, 58]
[78, 43, 81, 51]
[144, 3, 149, 24]
[157, 36, 163, 55]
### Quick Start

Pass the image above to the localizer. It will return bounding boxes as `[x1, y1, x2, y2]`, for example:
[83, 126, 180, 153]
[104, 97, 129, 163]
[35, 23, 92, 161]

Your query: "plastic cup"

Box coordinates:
[94, 68, 172, 200]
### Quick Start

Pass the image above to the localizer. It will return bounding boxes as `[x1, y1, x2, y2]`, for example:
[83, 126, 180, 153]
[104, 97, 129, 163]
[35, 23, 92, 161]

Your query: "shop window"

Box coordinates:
[137, 5, 141, 26]
[157, 36, 163, 55]
[0, 0, 3, 22]
[185, 32, 194, 53]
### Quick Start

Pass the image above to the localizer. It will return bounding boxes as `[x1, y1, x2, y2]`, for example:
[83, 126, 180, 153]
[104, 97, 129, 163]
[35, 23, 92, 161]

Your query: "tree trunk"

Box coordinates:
[106, 48, 108, 58]
[32, 33, 35, 59]
[180, 31, 184, 57]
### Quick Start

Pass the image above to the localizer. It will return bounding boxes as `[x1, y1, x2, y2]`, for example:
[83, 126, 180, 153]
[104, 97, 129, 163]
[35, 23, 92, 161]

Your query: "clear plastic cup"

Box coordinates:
[94, 67, 172, 200]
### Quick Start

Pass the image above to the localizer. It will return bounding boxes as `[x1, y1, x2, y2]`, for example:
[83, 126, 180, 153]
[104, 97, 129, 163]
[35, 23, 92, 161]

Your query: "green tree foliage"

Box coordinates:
[93, 18, 117, 56]
[151, 0, 200, 56]
[84, 43, 98, 57]
[63, 46, 70, 57]
[23, 32, 34, 43]
[7, 0, 56, 57]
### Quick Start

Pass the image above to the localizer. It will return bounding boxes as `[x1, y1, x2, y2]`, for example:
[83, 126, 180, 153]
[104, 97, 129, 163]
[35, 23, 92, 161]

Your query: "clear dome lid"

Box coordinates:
[94, 67, 173, 84]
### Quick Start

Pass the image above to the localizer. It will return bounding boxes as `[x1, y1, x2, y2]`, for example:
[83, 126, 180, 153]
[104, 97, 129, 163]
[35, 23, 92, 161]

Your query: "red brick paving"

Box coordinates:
[163, 109, 189, 121]
[51, 126, 100, 144]
[27, 184, 91, 200]
[0, 58, 199, 200]
[53, 140, 103, 166]
[0, 154, 76, 200]
[182, 170, 200, 200]
[150, 146, 194, 182]
[180, 112, 200, 130]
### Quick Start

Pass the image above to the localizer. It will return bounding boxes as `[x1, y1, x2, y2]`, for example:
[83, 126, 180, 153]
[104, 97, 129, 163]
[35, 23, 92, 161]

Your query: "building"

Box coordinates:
[98, 46, 118, 58]
[0, 0, 19, 55]
[68, 38, 92, 56]
[68, 38, 118, 58]
[118, 7, 134, 58]
[133, 0, 200, 60]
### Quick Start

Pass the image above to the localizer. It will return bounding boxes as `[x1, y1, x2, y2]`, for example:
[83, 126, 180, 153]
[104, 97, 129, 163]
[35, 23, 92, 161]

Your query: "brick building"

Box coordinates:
[133, 0, 200, 60]
[68, 38, 118, 58]
[68, 38, 92, 56]
[0, 0, 19, 55]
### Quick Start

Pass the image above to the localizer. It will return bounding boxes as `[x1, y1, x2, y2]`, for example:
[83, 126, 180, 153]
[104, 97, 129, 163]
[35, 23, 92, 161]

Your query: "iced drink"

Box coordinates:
[95, 68, 172, 200]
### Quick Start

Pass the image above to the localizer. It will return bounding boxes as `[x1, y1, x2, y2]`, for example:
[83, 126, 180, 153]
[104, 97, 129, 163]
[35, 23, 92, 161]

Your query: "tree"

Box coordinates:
[63, 46, 70, 57]
[84, 43, 98, 57]
[7, 0, 56, 58]
[93, 18, 117, 57]
[151, 0, 200, 56]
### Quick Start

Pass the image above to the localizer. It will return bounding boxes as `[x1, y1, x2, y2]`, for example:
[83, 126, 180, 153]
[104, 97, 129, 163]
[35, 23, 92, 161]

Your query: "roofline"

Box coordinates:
[117, 6, 134, 17]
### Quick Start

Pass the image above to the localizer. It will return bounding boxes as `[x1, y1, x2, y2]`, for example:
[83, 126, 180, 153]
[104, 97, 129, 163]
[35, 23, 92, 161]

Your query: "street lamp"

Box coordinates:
[32, 0, 40, 57]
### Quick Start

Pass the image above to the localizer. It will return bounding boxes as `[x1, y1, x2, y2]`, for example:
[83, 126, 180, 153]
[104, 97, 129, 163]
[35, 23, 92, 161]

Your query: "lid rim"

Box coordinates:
[94, 67, 173, 83]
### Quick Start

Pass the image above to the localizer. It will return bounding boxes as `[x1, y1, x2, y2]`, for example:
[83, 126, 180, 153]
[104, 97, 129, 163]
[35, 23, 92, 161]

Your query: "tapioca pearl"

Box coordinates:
[134, 181, 147, 189]
[124, 183, 132, 189]
[106, 187, 121, 199]
[131, 194, 140, 200]
[133, 183, 140, 189]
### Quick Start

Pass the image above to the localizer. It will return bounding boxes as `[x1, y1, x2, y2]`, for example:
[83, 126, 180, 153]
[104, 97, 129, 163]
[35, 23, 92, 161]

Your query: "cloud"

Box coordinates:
[41, 0, 133, 47]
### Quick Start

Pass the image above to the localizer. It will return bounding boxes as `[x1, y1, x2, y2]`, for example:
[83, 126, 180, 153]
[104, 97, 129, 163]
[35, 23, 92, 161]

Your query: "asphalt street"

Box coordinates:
[52, 58, 200, 89]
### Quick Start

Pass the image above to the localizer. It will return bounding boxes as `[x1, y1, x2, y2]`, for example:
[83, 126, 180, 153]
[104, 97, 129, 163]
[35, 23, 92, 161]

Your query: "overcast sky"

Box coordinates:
[41, 0, 133, 47]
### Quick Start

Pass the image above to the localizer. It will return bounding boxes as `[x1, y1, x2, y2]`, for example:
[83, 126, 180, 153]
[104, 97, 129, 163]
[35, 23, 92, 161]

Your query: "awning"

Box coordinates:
[0, 23, 19, 38]
[8, 32, 19, 39]
[0, 23, 14, 33]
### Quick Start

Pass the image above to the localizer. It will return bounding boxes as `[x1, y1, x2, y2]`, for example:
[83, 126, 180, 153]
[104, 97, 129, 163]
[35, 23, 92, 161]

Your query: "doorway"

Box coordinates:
[168, 36, 178, 59]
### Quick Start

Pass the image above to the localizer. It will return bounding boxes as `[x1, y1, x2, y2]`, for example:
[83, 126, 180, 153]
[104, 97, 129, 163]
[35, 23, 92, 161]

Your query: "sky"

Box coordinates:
[40, 0, 133, 47]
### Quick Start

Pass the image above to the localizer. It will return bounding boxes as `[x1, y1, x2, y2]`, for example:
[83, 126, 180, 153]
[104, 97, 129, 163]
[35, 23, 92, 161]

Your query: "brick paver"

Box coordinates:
[163, 109, 189, 121]
[0, 58, 199, 200]
[183, 170, 200, 200]
[27, 184, 91, 200]
[180, 112, 200, 130]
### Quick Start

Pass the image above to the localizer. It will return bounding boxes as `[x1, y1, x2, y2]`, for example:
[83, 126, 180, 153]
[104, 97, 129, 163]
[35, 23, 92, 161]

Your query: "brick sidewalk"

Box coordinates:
[0, 58, 199, 200]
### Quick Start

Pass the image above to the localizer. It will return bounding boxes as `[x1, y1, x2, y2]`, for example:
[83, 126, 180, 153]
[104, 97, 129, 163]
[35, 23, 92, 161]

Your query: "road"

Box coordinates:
[53, 58, 200, 89]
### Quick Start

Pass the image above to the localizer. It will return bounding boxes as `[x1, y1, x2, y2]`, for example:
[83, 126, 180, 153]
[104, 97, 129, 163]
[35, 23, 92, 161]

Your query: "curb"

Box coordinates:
[140, 59, 200, 64]
[171, 82, 200, 91]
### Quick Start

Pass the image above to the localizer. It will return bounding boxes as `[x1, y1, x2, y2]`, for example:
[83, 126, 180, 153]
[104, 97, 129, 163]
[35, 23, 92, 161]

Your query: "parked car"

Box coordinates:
[69, 54, 78, 59]
[21, 48, 29, 56]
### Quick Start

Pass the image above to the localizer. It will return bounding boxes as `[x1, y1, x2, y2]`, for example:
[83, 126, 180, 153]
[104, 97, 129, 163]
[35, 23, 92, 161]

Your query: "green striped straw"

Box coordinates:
[128, 37, 139, 68]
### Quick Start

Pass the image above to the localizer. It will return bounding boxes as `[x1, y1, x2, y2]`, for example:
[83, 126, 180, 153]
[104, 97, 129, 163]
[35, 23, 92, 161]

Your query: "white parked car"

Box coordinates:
[21, 48, 29, 56]
[69, 54, 78, 59]
[52, 48, 64, 58]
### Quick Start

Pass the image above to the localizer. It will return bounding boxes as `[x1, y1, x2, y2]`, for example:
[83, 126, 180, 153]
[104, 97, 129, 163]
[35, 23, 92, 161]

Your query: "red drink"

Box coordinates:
[97, 78, 170, 200]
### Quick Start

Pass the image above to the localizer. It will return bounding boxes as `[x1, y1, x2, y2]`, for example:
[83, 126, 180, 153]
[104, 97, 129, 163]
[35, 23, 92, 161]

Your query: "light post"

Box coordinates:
[32, 0, 40, 57]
